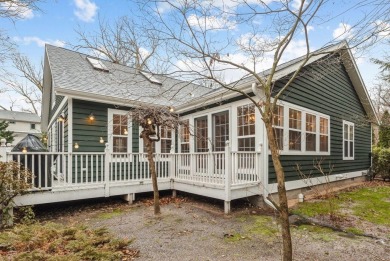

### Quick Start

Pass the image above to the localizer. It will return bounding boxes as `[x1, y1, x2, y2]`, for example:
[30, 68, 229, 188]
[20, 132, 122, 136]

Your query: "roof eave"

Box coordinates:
[340, 48, 379, 124]
[55, 87, 151, 109]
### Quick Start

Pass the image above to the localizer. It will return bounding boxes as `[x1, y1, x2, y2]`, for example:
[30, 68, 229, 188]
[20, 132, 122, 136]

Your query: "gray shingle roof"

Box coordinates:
[45, 45, 214, 107]
[0, 110, 40, 123]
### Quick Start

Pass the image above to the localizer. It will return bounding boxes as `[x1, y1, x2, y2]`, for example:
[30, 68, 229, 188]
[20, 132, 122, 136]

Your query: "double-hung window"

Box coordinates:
[180, 119, 190, 153]
[305, 114, 316, 151]
[237, 104, 255, 151]
[343, 120, 354, 160]
[289, 109, 302, 151]
[113, 114, 128, 152]
[108, 109, 131, 153]
[320, 117, 329, 152]
[160, 126, 172, 153]
[272, 105, 284, 150]
[271, 102, 330, 155]
[141, 126, 172, 154]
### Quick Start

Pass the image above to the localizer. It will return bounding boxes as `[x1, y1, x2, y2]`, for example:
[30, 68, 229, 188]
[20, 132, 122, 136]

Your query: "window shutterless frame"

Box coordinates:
[107, 109, 131, 153]
[342, 120, 354, 160]
[269, 100, 330, 156]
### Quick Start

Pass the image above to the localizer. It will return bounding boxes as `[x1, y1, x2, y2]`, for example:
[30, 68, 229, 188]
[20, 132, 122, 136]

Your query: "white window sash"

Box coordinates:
[269, 101, 330, 155]
[342, 120, 354, 160]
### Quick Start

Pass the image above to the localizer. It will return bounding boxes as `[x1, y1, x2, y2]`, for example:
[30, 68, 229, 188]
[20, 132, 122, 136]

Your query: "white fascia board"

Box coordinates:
[341, 48, 379, 124]
[47, 97, 68, 128]
[41, 49, 52, 132]
[55, 87, 145, 108]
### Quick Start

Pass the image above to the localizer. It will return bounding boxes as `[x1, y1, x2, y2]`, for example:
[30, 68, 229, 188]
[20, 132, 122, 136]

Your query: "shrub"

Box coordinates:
[0, 161, 32, 227]
[372, 146, 390, 180]
[378, 111, 390, 148]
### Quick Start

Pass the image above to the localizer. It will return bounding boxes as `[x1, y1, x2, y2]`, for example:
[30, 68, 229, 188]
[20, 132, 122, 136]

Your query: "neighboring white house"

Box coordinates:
[0, 110, 41, 146]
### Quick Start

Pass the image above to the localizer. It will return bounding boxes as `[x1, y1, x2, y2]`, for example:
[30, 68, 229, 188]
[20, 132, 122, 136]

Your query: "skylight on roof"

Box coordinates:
[87, 57, 109, 72]
[140, 71, 162, 85]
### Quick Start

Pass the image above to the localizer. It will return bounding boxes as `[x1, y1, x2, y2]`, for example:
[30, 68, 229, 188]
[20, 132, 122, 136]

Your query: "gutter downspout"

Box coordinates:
[252, 83, 277, 211]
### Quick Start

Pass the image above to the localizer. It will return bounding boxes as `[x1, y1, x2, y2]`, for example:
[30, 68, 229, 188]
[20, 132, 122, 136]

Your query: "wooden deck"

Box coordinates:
[7, 144, 263, 213]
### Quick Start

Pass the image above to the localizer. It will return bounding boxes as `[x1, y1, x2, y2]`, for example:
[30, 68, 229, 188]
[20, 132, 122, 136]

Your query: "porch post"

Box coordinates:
[224, 140, 232, 214]
[170, 145, 176, 195]
[170, 145, 175, 180]
[67, 152, 73, 184]
[104, 143, 110, 197]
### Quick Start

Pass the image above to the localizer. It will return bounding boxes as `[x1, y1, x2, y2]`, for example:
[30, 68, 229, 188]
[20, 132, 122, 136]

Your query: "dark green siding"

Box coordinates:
[268, 57, 371, 183]
[49, 95, 65, 120]
[72, 99, 138, 152]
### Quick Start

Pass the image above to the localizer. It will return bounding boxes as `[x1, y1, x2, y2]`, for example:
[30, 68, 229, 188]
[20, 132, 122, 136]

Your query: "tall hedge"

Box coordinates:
[378, 110, 390, 148]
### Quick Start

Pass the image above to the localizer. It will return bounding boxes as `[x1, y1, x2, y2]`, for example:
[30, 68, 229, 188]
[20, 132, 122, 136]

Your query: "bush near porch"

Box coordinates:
[0, 222, 138, 260]
[372, 146, 390, 180]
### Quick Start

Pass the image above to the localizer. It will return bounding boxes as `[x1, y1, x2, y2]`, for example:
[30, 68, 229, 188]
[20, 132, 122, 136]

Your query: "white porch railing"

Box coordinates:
[6, 142, 262, 193]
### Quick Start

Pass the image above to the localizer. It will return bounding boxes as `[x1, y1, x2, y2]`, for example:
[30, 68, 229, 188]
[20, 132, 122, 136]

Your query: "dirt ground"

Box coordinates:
[33, 193, 389, 261]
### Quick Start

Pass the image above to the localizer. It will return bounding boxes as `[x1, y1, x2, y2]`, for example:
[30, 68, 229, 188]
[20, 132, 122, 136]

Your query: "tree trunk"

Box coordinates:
[265, 121, 293, 261]
[142, 135, 160, 215]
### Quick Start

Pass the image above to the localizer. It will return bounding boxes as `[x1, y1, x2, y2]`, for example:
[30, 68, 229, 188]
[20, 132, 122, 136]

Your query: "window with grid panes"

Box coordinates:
[213, 111, 229, 151]
[180, 120, 190, 153]
[289, 108, 302, 151]
[195, 116, 208, 152]
[112, 114, 128, 152]
[160, 126, 172, 153]
[305, 113, 316, 151]
[320, 117, 329, 152]
[237, 104, 255, 151]
[343, 120, 354, 160]
[272, 105, 284, 150]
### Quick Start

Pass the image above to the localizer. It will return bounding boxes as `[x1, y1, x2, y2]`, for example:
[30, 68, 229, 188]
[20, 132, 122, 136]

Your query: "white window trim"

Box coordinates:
[180, 100, 262, 153]
[305, 113, 317, 152]
[270, 100, 331, 156]
[236, 103, 256, 151]
[178, 119, 190, 153]
[342, 120, 354, 160]
[138, 126, 175, 154]
[107, 109, 132, 153]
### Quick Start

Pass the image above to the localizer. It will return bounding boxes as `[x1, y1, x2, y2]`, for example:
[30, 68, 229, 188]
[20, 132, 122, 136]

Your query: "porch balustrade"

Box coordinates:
[6, 144, 262, 195]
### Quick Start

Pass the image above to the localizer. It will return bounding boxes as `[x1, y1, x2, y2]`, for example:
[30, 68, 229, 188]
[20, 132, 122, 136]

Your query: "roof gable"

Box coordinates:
[176, 42, 377, 123]
[44, 45, 213, 108]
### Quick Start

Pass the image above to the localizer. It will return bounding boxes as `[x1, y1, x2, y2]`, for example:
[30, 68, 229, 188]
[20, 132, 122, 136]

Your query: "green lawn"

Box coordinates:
[292, 183, 390, 226]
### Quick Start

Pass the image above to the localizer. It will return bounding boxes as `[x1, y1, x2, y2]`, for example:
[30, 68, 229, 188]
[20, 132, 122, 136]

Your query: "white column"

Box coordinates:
[224, 140, 232, 214]
[104, 143, 110, 197]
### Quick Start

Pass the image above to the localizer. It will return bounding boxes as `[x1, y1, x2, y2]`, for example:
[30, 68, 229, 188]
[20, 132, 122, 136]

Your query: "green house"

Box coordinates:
[14, 41, 376, 212]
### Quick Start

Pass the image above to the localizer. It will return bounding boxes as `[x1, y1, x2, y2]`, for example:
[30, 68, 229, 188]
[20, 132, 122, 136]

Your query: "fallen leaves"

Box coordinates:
[141, 196, 188, 207]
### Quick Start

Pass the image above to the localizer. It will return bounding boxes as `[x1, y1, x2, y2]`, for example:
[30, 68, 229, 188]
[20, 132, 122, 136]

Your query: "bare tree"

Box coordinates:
[132, 106, 181, 215]
[0, 0, 42, 112]
[0, 0, 40, 20]
[0, 52, 42, 114]
[0, 0, 41, 63]
[371, 56, 390, 116]
[75, 16, 170, 73]
[137, 1, 389, 260]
